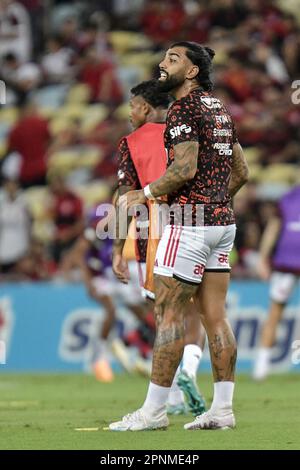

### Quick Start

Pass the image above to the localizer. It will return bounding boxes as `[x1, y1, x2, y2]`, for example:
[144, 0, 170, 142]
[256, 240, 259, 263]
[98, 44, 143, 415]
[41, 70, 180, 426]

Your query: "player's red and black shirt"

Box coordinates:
[164, 88, 237, 226]
[117, 137, 141, 190]
[117, 137, 146, 262]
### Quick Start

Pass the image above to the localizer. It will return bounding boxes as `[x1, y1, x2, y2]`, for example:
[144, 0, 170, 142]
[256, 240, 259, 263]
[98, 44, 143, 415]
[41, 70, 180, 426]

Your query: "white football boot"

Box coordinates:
[184, 408, 235, 430]
[108, 408, 169, 431]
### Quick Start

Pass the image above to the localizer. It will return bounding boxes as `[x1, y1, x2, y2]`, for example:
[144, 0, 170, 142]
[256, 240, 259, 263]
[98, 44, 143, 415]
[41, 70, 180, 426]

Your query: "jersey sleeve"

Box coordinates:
[117, 137, 141, 189]
[166, 99, 199, 146]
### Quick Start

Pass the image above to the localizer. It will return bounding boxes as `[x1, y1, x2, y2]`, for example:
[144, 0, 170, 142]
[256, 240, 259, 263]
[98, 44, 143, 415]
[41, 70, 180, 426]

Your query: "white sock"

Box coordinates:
[211, 381, 234, 412]
[143, 382, 170, 415]
[93, 339, 108, 361]
[182, 344, 202, 378]
[168, 366, 184, 405]
[253, 347, 271, 379]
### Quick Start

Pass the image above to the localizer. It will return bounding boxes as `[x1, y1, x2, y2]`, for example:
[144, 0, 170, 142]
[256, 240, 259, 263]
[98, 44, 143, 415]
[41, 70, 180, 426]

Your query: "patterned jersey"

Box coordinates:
[117, 137, 141, 190]
[164, 88, 237, 226]
[117, 137, 146, 262]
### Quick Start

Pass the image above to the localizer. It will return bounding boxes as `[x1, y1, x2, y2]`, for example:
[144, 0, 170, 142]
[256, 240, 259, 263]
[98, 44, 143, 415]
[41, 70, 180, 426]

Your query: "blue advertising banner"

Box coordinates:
[0, 281, 299, 373]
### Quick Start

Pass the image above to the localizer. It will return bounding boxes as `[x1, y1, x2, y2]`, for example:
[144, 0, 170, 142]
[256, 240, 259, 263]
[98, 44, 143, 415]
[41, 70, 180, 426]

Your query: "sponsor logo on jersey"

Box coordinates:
[193, 264, 205, 276]
[200, 96, 222, 109]
[213, 142, 233, 156]
[213, 128, 232, 137]
[218, 253, 229, 264]
[215, 115, 230, 124]
[170, 124, 192, 139]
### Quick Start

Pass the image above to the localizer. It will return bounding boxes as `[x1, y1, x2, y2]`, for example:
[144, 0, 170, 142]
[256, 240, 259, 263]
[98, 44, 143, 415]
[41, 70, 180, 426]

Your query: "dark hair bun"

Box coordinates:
[204, 47, 215, 60]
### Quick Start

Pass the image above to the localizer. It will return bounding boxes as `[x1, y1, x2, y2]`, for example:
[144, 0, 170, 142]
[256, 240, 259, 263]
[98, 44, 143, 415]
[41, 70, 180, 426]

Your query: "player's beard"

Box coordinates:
[157, 74, 184, 93]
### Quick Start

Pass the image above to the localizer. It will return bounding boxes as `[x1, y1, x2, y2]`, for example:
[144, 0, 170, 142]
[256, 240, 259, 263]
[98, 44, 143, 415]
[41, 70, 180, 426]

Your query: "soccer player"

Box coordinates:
[253, 185, 300, 380]
[61, 206, 150, 382]
[110, 41, 248, 431]
[113, 79, 206, 416]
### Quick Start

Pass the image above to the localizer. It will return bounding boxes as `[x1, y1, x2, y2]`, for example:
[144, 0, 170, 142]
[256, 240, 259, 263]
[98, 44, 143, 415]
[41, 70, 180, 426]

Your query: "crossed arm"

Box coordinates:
[151, 140, 249, 199]
[149, 141, 199, 198]
[119, 140, 249, 210]
[118, 141, 199, 209]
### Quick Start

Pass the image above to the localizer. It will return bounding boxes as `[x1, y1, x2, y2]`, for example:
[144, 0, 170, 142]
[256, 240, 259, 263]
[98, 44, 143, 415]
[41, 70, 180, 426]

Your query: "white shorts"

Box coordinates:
[154, 224, 236, 285]
[92, 261, 146, 305]
[269, 272, 299, 304]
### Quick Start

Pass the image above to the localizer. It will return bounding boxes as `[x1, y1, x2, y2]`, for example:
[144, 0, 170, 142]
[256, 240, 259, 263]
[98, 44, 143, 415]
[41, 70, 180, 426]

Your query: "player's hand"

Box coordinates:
[257, 257, 271, 281]
[112, 252, 130, 284]
[119, 189, 146, 211]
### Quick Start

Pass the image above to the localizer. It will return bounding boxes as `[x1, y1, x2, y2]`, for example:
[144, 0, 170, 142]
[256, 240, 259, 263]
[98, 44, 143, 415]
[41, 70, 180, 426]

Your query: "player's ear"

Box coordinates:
[186, 65, 199, 81]
[143, 101, 151, 115]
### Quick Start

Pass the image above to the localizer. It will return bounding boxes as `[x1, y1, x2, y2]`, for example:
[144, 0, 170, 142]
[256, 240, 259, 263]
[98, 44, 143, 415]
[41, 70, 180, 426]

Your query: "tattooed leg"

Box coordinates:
[184, 297, 206, 349]
[197, 272, 237, 382]
[151, 274, 198, 387]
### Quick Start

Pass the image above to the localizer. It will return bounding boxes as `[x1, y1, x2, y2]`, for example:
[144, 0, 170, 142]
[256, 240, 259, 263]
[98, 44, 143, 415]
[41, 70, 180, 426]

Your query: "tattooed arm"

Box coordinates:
[118, 140, 199, 210]
[149, 141, 199, 198]
[228, 142, 249, 197]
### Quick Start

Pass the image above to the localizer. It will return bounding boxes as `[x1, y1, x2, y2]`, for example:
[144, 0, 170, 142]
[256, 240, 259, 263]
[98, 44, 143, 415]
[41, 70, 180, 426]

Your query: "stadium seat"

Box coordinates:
[24, 186, 50, 220]
[49, 117, 73, 136]
[38, 107, 59, 120]
[48, 144, 103, 177]
[243, 147, 261, 164]
[24, 186, 55, 241]
[0, 140, 7, 159]
[74, 181, 111, 208]
[113, 103, 130, 120]
[119, 51, 161, 83]
[120, 51, 161, 69]
[261, 164, 298, 184]
[0, 107, 19, 134]
[108, 31, 153, 54]
[80, 105, 109, 135]
[48, 149, 80, 174]
[55, 103, 87, 121]
[32, 84, 69, 109]
[247, 163, 263, 182]
[77, 146, 102, 168]
[66, 83, 91, 104]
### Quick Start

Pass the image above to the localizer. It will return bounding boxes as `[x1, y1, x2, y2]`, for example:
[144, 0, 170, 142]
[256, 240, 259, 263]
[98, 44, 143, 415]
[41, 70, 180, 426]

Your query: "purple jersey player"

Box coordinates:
[254, 185, 300, 380]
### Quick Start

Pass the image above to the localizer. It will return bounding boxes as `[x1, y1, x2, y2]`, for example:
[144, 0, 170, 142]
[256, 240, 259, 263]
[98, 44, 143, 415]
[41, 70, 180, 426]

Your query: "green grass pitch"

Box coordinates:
[0, 373, 299, 450]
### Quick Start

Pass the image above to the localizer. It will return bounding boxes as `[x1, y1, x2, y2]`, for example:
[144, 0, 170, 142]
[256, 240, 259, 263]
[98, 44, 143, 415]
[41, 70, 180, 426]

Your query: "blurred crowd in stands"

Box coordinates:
[0, 0, 299, 281]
